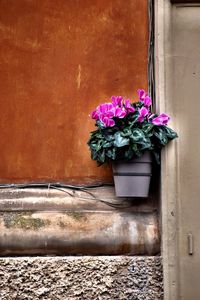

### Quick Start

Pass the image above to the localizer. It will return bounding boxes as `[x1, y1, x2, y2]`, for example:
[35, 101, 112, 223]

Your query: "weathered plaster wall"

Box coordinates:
[0, 0, 148, 184]
[0, 256, 163, 300]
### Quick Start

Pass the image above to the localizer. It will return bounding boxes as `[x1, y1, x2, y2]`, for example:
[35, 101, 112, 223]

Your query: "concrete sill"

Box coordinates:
[0, 187, 160, 256]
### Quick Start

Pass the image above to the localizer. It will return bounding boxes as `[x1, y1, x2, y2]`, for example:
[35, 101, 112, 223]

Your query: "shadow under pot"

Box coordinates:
[112, 151, 152, 198]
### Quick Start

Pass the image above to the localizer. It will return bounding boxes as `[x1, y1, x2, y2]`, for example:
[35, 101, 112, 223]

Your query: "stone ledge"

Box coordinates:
[0, 256, 163, 300]
[0, 187, 160, 256]
[0, 211, 159, 256]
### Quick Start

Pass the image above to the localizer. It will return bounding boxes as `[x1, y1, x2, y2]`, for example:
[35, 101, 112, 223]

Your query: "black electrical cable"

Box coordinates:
[0, 182, 133, 209]
[0, 182, 114, 190]
[49, 186, 123, 209]
[148, 0, 155, 109]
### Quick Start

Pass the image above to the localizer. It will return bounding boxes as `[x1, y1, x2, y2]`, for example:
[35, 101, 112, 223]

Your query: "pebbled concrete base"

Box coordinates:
[0, 256, 163, 300]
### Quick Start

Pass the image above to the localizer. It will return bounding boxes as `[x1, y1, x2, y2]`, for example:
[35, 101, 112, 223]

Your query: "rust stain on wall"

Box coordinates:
[0, 0, 148, 184]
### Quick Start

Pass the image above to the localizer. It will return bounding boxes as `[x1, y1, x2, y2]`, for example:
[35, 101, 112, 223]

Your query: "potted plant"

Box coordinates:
[87, 90, 178, 197]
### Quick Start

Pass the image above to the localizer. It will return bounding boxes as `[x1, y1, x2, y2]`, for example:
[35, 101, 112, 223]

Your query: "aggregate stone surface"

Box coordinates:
[0, 256, 163, 300]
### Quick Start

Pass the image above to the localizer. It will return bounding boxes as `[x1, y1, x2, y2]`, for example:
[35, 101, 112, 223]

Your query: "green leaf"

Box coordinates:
[96, 140, 103, 151]
[163, 126, 178, 139]
[106, 148, 117, 160]
[130, 128, 146, 143]
[142, 123, 154, 134]
[102, 141, 113, 148]
[140, 138, 152, 150]
[103, 133, 115, 142]
[98, 150, 105, 163]
[89, 142, 98, 151]
[128, 113, 139, 127]
[121, 128, 132, 137]
[96, 120, 105, 129]
[153, 151, 160, 164]
[131, 144, 138, 152]
[91, 150, 98, 161]
[124, 147, 134, 160]
[113, 132, 129, 147]
[154, 129, 168, 146]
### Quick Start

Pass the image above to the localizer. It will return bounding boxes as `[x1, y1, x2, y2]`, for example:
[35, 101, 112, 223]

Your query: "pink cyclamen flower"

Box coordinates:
[91, 110, 98, 120]
[91, 106, 100, 120]
[137, 89, 146, 100]
[114, 107, 127, 118]
[91, 103, 114, 122]
[152, 113, 170, 126]
[143, 96, 152, 107]
[111, 96, 123, 106]
[99, 103, 114, 119]
[138, 107, 149, 122]
[124, 99, 135, 114]
[137, 90, 152, 107]
[99, 115, 115, 127]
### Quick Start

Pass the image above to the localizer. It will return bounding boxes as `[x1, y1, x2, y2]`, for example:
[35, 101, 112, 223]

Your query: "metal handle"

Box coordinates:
[188, 233, 193, 255]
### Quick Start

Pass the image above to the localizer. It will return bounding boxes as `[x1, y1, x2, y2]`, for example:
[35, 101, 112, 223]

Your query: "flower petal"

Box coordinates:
[100, 115, 115, 127]
[137, 89, 146, 100]
[114, 107, 126, 118]
[143, 96, 152, 107]
[111, 96, 123, 106]
[152, 113, 170, 125]
[124, 99, 135, 114]
[138, 107, 149, 122]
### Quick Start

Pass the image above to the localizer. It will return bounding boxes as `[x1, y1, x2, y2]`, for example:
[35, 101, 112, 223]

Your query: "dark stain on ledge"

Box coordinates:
[3, 212, 48, 231]
[65, 211, 87, 221]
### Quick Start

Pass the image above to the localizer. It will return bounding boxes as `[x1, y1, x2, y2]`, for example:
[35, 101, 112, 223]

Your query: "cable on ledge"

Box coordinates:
[0, 182, 134, 209]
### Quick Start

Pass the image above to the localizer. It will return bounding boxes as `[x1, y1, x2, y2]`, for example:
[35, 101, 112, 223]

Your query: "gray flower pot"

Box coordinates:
[112, 151, 152, 197]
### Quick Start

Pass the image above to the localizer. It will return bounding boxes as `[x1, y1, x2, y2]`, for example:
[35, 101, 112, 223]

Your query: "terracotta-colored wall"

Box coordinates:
[0, 0, 148, 184]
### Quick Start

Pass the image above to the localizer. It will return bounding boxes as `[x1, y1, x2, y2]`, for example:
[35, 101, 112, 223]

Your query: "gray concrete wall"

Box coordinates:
[0, 256, 163, 300]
